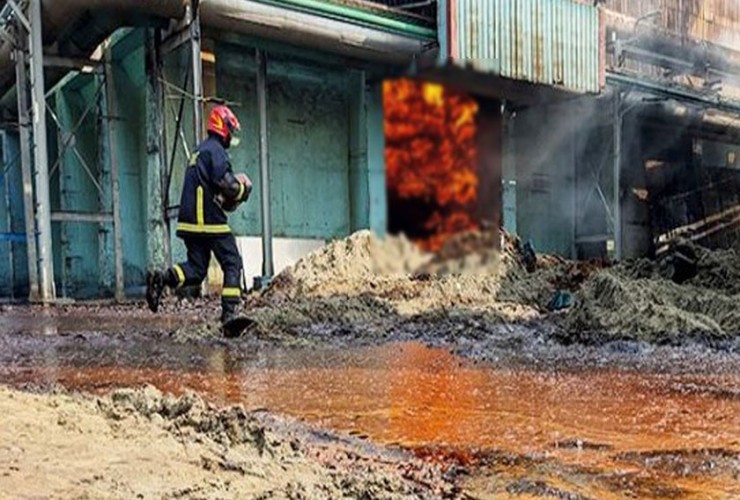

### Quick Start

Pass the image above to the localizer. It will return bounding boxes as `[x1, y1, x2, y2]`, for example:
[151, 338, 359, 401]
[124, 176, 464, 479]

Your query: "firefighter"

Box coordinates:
[146, 104, 252, 331]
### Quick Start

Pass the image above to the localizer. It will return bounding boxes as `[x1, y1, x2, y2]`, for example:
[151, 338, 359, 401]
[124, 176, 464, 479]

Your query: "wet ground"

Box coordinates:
[1, 309, 739, 499]
[0, 313, 740, 498]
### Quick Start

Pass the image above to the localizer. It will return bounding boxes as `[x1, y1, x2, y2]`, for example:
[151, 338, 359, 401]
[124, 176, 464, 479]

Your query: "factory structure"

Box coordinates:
[0, 0, 738, 302]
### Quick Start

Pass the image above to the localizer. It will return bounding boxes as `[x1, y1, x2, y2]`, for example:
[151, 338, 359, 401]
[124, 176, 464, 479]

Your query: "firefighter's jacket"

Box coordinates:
[176, 135, 247, 237]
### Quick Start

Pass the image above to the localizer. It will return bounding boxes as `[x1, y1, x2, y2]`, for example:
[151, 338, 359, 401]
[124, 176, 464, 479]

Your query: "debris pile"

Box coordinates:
[563, 244, 740, 342]
[247, 229, 740, 344]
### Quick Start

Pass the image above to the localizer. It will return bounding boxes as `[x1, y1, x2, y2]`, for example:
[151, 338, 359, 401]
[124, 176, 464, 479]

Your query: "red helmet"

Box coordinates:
[207, 105, 241, 146]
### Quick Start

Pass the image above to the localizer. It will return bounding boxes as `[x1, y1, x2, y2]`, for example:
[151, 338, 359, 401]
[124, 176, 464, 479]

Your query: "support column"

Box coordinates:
[256, 49, 273, 287]
[13, 41, 39, 301]
[349, 72, 386, 235]
[28, 0, 55, 302]
[366, 80, 387, 236]
[188, 0, 203, 142]
[613, 91, 623, 260]
[501, 102, 517, 234]
[103, 45, 125, 301]
[145, 30, 167, 270]
[348, 71, 368, 232]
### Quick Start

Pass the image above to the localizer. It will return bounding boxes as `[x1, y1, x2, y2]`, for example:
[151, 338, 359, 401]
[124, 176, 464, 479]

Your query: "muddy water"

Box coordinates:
[0, 330, 738, 498]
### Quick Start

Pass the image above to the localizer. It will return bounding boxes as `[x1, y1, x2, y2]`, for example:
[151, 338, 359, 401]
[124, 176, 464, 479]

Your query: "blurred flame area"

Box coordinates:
[384, 79, 480, 251]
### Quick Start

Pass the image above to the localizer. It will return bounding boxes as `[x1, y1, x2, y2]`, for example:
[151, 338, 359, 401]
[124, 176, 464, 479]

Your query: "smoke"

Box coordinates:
[508, 93, 619, 257]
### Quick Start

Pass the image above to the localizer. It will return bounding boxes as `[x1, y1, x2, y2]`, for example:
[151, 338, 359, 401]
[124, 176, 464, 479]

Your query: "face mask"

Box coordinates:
[230, 136, 241, 148]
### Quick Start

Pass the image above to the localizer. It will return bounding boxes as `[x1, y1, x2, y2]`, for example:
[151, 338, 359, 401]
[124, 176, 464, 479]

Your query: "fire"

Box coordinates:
[384, 79, 479, 251]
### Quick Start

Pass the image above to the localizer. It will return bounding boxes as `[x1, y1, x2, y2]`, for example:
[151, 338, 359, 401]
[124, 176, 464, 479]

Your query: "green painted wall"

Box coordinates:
[109, 29, 149, 289]
[215, 41, 352, 239]
[52, 74, 102, 298]
[1, 26, 391, 299]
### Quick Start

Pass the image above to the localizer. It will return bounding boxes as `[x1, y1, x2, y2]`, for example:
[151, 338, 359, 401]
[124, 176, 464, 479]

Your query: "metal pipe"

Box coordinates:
[13, 42, 39, 301]
[613, 91, 622, 261]
[200, 0, 430, 64]
[244, 0, 435, 39]
[28, 0, 55, 302]
[607, 72, 740, 115]
[256, 48, 273, 281]
[0, 0, 431, 100]
[188, 0, 203, 142]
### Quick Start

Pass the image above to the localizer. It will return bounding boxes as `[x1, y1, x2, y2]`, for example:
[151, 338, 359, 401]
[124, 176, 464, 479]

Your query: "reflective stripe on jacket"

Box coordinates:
[176, 136, 232, 237]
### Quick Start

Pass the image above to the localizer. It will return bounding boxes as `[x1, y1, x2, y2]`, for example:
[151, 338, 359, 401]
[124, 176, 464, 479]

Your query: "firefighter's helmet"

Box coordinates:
[207, 105, 241, 147]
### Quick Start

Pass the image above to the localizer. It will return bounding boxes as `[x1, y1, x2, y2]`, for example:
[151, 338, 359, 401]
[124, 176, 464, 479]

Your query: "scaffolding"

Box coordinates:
[0, 0, 126, 302]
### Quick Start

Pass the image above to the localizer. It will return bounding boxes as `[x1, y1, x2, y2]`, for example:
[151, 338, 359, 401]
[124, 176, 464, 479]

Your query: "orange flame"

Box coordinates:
[384, 79, 480, 251]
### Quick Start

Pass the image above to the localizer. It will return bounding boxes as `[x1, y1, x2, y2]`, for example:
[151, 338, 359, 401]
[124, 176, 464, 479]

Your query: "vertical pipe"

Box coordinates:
[13, 43, 39, 301]
[189, 0, 204, 142]
[256, 49, 273, 281]
[29, 0, 56, 302]
[104, 45, 125, 301]
[613, 90, 622, 260]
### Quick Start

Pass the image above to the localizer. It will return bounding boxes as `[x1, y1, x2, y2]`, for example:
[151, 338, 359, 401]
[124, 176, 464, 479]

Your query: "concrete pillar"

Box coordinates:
[145, 30, 167, 269]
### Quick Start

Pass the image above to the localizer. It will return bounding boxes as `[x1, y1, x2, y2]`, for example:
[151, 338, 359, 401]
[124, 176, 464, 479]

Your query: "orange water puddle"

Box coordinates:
[2, 342, 739, 498]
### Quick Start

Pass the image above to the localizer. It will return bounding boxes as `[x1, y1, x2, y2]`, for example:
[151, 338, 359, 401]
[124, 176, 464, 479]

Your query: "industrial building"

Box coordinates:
[0, 0, 739, 303]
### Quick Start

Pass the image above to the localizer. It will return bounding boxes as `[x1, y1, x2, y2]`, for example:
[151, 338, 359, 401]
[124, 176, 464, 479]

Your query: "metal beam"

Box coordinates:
[13, 41, 39, 301]
[159, 26, 192, 56]
[607, 72, 740, 115]
[613, 91, 623, 261]
[42, 54, 100, 70]
[103, 43, 125, 301]
[29, 0, 56, 302]
[256, 48, 273, 285]
[6, 0, 30, 33]
[50, 212, 114, 223]
[0, 232, 26, 243]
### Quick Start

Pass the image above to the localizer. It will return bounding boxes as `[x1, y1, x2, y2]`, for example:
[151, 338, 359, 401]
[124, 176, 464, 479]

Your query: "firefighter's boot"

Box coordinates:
[146, 270, 165, 313]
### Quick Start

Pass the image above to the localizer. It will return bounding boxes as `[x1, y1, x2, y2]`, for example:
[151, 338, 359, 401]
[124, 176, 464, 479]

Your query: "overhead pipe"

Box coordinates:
[200, 0, 432, 64]
[0, 0, 432, 100]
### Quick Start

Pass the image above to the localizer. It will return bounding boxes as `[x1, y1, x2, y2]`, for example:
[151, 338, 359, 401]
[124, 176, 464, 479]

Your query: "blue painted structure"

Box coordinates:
[0, 131, 29, 299]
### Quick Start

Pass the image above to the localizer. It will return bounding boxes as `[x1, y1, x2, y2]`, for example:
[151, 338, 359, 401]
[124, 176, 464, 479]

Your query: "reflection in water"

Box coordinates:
[0, 339, 738, 498]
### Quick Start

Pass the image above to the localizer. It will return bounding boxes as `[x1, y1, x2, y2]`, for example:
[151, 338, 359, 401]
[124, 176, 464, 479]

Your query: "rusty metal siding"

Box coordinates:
[604, 0, 740, 51]
[446, 0, 602, 93]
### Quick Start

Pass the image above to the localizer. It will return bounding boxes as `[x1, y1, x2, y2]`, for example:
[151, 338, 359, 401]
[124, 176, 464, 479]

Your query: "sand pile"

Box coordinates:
[267, 230, 432, 298]
[251, 230, 581, 334]
[0, 385, 455, 498]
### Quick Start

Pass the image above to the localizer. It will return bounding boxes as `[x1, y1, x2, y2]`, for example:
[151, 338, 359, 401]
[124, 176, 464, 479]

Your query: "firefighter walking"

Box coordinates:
[146, 105, 252, 334]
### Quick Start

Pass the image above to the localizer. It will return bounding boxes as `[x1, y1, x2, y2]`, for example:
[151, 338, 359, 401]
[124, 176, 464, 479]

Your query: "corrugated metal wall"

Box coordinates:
[604, 0, 740, 52]
[446, 0, 603, 93]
